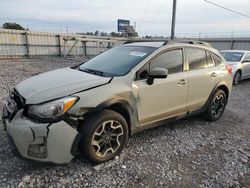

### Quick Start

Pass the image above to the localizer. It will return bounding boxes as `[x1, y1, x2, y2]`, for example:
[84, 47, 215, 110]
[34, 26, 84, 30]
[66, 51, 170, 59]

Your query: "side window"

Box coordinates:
[243, 53, 250, 61]
[211, 53, 222, 66]
[186, 48, 207, 70]
[206, 51, 214, 67]
[150, 49, 183, 74]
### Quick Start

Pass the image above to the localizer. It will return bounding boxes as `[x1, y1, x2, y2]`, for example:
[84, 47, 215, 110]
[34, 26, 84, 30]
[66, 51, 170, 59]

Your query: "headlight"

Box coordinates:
[28, 96, 78, 120]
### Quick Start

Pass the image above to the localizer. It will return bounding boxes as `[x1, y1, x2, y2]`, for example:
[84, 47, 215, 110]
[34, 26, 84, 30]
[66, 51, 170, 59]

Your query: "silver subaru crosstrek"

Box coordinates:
[2, 40, 233, 164]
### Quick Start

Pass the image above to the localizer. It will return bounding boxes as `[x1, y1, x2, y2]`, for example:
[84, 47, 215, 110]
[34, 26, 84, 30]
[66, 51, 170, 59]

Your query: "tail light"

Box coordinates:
[226, 64, 233, 75]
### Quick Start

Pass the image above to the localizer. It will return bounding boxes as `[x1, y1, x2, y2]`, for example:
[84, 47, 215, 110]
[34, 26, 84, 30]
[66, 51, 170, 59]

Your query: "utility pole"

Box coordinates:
[170, 0, 177, 40]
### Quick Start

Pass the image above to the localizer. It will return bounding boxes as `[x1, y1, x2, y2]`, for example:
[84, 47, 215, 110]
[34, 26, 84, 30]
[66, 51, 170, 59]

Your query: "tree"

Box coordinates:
[110, 32, 118, 37]
[100, 32, 108, 37]
[94, 30, 99, 36]
[86, 32, 94, 36]
[2, 22, 25, 30]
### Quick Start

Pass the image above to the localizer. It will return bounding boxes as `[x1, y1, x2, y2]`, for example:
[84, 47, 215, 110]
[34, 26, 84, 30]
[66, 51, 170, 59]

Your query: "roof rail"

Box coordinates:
[124, 39, 212, 48]
[124, 39, 167, 44]
[163, 39, 212, 47]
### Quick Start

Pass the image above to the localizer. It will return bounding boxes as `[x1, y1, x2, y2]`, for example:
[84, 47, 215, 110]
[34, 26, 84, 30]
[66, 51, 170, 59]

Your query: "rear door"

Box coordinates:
[185, 47, 218, 112]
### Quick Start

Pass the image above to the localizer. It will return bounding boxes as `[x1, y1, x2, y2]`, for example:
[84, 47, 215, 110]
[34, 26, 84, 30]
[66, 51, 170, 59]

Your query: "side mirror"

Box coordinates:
[147, 67, 168, 85]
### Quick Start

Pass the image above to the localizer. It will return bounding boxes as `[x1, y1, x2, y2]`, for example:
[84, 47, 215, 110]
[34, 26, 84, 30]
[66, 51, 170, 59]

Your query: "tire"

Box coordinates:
[78, 109, 129, 163]
[233, 71, 241, 85]
[204, 89, 227, 122]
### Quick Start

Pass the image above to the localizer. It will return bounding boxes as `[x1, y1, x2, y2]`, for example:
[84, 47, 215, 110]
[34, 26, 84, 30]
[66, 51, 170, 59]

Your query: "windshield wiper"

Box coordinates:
[79, 67, 118, 77]
[79, 68, 106, 76]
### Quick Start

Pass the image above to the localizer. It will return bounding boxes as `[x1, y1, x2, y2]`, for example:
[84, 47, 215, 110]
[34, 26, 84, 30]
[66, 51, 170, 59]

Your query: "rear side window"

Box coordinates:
[151, 49, 183, 74]
[206, 51, 214, 67]
[186, 48, 207, 70]
[211, 53, 222, 66]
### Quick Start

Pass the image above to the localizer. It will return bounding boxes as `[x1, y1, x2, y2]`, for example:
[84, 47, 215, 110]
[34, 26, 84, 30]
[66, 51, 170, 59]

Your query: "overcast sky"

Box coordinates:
[0, 0, 250, 37]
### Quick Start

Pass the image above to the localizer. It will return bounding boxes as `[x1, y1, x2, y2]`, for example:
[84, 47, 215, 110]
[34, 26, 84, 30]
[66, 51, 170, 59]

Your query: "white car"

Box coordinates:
[220, 50, 250, 85]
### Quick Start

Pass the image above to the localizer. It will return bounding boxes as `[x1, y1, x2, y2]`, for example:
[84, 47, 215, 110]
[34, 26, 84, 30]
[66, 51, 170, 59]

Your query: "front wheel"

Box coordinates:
[78, 110, 129, 163]
[204, 89, 227, 121]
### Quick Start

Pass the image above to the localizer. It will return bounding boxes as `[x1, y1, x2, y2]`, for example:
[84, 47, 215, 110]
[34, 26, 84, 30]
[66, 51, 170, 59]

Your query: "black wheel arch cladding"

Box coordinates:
[85, 98, 133, 135]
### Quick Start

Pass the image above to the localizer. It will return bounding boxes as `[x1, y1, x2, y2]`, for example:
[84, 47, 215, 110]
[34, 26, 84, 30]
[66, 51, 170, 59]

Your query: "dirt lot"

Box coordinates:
[0, 58, 250, 188]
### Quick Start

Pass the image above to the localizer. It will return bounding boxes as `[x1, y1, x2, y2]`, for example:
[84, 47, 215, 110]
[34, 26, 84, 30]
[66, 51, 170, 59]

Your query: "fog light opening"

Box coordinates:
[28, 141, 47, 159]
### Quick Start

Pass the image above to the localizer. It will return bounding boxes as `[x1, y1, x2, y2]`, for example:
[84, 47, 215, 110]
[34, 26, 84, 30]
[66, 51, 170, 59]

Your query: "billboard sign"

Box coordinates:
[117, 19, 130, 32]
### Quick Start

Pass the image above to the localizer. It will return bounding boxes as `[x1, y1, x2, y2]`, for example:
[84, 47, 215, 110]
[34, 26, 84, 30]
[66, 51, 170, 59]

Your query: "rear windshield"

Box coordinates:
[79, 45, 157, 76]
[220, 51, 244, 62]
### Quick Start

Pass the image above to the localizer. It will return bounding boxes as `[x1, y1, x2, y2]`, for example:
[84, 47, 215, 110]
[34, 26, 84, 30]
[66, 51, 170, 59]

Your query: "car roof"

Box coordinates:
[220, 50, 249, 53]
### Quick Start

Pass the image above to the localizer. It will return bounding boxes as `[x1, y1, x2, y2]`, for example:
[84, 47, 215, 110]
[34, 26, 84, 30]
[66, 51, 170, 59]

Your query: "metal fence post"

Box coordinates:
[83, 41, 87, 57]
[24, 31, 29, 57]
[58, 34, 61, 57]
[231, 39, 235, 50]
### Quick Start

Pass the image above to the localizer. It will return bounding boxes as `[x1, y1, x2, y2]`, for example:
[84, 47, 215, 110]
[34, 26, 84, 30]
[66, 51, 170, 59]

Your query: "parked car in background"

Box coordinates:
[220, 50, 250, 85]
[2, 40, 233, 164]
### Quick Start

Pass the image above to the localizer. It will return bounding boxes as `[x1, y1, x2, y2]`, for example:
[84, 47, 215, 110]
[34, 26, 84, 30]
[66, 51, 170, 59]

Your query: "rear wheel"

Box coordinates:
[233, 71, 241, 85]
[204, 89, 227, 121]
[78, 109, 129, 163]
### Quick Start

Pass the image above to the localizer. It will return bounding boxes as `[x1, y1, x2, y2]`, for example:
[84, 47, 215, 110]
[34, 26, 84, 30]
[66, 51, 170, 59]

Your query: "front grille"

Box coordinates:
[3, 89, 25, 120]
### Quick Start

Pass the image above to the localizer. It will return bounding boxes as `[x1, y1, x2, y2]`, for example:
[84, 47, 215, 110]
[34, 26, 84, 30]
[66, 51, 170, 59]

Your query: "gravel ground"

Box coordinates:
[0, 58, 250, 188]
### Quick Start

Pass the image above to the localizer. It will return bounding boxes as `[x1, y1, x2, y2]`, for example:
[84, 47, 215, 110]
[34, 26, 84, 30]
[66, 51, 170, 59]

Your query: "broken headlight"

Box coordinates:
[27, 96, 78, 121]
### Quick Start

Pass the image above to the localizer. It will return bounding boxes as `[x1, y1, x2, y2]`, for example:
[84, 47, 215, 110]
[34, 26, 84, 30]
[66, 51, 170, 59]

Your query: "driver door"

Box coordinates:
[133, 48, 188, 125]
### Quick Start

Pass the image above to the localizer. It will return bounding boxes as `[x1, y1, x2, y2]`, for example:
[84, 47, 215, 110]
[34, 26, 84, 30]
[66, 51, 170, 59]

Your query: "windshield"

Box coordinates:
[220, 51, 244, 62]
[79, 45, 157, 76]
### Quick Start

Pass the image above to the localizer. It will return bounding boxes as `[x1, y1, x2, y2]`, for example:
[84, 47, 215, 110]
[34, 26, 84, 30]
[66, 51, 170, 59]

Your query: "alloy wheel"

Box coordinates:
[211, 94, 225, 118]
[91, 120, 124, 158]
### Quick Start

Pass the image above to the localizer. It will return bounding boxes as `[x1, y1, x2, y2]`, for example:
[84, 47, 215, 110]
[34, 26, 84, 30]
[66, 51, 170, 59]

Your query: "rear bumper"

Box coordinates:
[3, 110, 80, 165]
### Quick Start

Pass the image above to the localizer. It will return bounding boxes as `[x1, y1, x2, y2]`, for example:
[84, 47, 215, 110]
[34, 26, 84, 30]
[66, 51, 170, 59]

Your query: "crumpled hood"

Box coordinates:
[15, 67, 111, 104]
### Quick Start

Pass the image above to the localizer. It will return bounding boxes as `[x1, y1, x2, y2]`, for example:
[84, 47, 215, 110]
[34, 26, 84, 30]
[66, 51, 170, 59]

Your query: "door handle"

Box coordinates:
[178, 79, 187, 85]
[210, 72, 217, 77]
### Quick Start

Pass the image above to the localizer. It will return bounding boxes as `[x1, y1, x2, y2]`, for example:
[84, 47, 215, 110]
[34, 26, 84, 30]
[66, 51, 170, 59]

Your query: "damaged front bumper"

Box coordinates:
[3, 110, 81, 165]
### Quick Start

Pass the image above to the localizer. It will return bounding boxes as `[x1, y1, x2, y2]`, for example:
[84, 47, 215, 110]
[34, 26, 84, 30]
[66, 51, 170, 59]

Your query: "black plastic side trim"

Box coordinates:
[203, 83, 229, 111]
[85, 98, 134, 135]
